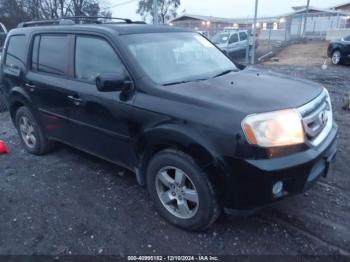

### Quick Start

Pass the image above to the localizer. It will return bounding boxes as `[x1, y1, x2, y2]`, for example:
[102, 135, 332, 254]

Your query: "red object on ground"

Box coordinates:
[0, 140, 10, 154]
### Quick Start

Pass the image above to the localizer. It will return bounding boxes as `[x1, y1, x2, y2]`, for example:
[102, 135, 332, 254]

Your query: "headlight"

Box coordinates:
[242, 109, 305, 147]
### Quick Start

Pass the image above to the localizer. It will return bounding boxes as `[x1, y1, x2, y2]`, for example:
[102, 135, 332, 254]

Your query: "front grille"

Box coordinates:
[298, 89, 333, 146]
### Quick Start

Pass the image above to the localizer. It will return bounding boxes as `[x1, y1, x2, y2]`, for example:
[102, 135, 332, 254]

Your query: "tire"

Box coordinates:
[331, 50, 342, 65]
[15, 106, 53, 155]
[0, 89, 6, 113]
[146, 149, 220, 231]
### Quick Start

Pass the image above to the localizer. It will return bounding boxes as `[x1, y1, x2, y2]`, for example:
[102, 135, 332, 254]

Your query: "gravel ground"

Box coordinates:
[0, 51, 350, 258]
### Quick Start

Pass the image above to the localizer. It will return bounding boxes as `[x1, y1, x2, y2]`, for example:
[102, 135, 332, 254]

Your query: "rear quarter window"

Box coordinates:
[5, 35, 26, 69]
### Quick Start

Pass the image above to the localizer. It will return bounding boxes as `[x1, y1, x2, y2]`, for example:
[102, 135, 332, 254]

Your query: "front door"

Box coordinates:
[68, 35, 137, 168]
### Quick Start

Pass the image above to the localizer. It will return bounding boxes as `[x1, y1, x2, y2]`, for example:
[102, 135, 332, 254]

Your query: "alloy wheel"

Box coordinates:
[155, 166, 199, 219]
[332, 51, 341, 65]
[19, 116, 37, 149]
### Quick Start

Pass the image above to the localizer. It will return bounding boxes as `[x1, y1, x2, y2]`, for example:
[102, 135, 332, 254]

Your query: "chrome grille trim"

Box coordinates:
[298, 89, 333, 147]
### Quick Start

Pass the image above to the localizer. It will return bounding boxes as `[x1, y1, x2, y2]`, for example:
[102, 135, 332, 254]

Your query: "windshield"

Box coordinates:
[211, 33, 229, 45]
[122, 32, 237, 85]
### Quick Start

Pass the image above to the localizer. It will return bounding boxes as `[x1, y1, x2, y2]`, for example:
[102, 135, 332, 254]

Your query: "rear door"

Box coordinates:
[26, 34, 77, 143]
[238, 32, 248, 52]
[227, 33, 240, 54]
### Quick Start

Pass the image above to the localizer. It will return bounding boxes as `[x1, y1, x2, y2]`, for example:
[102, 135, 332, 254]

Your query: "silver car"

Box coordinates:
[211, 30, 250, 55]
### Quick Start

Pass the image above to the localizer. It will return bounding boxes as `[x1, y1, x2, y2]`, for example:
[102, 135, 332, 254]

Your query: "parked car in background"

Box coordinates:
[1, 18, 337, 231]
[211, 29, 258, 56]
[328, 35, 350, 65]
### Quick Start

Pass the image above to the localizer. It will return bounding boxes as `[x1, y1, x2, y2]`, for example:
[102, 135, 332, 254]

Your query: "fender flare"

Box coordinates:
[8, 86, 38, 122]
[134, 124, 225, 187]
[331, 44, 344, 54]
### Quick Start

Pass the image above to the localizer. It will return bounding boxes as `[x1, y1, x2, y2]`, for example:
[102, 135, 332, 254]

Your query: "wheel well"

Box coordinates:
[332, 48, 341, 54]
[137, 142, 216, 187]
[9, 101, 25, 122]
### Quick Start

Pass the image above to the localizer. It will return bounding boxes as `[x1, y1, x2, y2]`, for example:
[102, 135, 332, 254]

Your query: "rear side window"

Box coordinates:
[33, 35, 68, 75]
[5, 35, 26, 68]
[229, 34, 239, 44]
[239, 32, 247, 41]
[75, 36, 125, 82]
[344, 35, 350, 41]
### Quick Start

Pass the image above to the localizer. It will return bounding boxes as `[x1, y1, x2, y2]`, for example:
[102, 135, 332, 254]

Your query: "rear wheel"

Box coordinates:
[331, 50, 342, 65]
[146, 149, 220, 231]
[15, 106, 53, 155]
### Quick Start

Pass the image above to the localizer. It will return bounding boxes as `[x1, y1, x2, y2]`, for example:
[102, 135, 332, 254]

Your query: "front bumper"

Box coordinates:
[221, 124, 338, 212]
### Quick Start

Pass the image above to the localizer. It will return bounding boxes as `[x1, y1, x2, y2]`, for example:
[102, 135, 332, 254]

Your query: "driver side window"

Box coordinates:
[229, 34, 239, 44]
[75, 36, 125, 83]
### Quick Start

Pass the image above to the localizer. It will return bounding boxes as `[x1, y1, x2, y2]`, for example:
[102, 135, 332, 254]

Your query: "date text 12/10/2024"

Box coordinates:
[127, 256, 220, 261]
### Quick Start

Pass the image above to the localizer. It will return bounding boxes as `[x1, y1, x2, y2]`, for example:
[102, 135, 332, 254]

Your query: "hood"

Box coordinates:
[164, 67, 323, 116]
[332, 38, 348, 44]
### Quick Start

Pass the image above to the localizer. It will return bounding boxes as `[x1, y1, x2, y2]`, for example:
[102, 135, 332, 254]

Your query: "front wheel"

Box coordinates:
[331, 50, 342, 65]
[146, 149, 220, 231]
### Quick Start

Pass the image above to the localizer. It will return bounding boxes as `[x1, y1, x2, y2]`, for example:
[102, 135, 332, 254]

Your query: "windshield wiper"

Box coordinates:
[163, 78, 208, 86]
[213, 69, 237, 78]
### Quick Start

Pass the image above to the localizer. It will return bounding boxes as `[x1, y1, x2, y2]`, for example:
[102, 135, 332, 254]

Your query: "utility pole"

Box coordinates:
[302, 0, 310, 39]
[153, 0, 158, 24]
[251, 0, 259, 64]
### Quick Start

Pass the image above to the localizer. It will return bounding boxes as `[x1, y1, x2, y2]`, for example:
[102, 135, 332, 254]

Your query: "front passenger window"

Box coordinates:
[75, 36, 125, 83]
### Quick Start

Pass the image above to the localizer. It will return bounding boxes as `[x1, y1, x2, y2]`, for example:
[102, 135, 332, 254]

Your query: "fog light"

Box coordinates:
[272, 181, 283, 196]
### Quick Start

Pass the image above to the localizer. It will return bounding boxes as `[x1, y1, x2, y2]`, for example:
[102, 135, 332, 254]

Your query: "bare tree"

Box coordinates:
[0, 0, 112, 29]
[137, 0, 180, 24]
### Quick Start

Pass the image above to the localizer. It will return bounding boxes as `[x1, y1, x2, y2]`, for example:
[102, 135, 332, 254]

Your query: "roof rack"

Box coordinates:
[17, 16, 144, 28]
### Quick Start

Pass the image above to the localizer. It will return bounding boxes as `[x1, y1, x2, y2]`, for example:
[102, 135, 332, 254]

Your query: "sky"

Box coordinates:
[108, 0, 349, 21]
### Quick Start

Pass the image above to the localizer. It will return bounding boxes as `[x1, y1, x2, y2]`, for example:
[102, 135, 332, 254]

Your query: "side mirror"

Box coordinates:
[96, 73, 131, 92]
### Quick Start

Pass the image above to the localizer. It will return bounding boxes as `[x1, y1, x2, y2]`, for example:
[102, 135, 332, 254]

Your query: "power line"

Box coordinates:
[108, 0, 138, 8]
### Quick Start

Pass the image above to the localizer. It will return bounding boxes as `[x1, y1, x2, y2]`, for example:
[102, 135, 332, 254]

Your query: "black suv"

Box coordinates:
[0, 18, 338, 230]
[328, 34, 350, 65]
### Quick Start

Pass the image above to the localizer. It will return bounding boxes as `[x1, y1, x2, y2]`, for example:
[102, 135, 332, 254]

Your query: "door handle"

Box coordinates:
[67, 95, 83, 106]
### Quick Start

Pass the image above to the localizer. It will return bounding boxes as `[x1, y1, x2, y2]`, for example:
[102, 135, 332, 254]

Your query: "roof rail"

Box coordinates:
[17, 16, 141, 28]
[18, 19, 74, 28]
[62, 16, 133, 24]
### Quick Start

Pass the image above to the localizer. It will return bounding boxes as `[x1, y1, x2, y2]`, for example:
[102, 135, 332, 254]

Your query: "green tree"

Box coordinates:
[137, 0, 180, 24]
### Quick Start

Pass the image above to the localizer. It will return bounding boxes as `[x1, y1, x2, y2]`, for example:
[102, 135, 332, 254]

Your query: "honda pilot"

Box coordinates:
[0, 18, 338, 231]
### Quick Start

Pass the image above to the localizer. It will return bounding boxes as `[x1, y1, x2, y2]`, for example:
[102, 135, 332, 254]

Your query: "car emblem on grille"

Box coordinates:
[319, 110, 328, 126]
